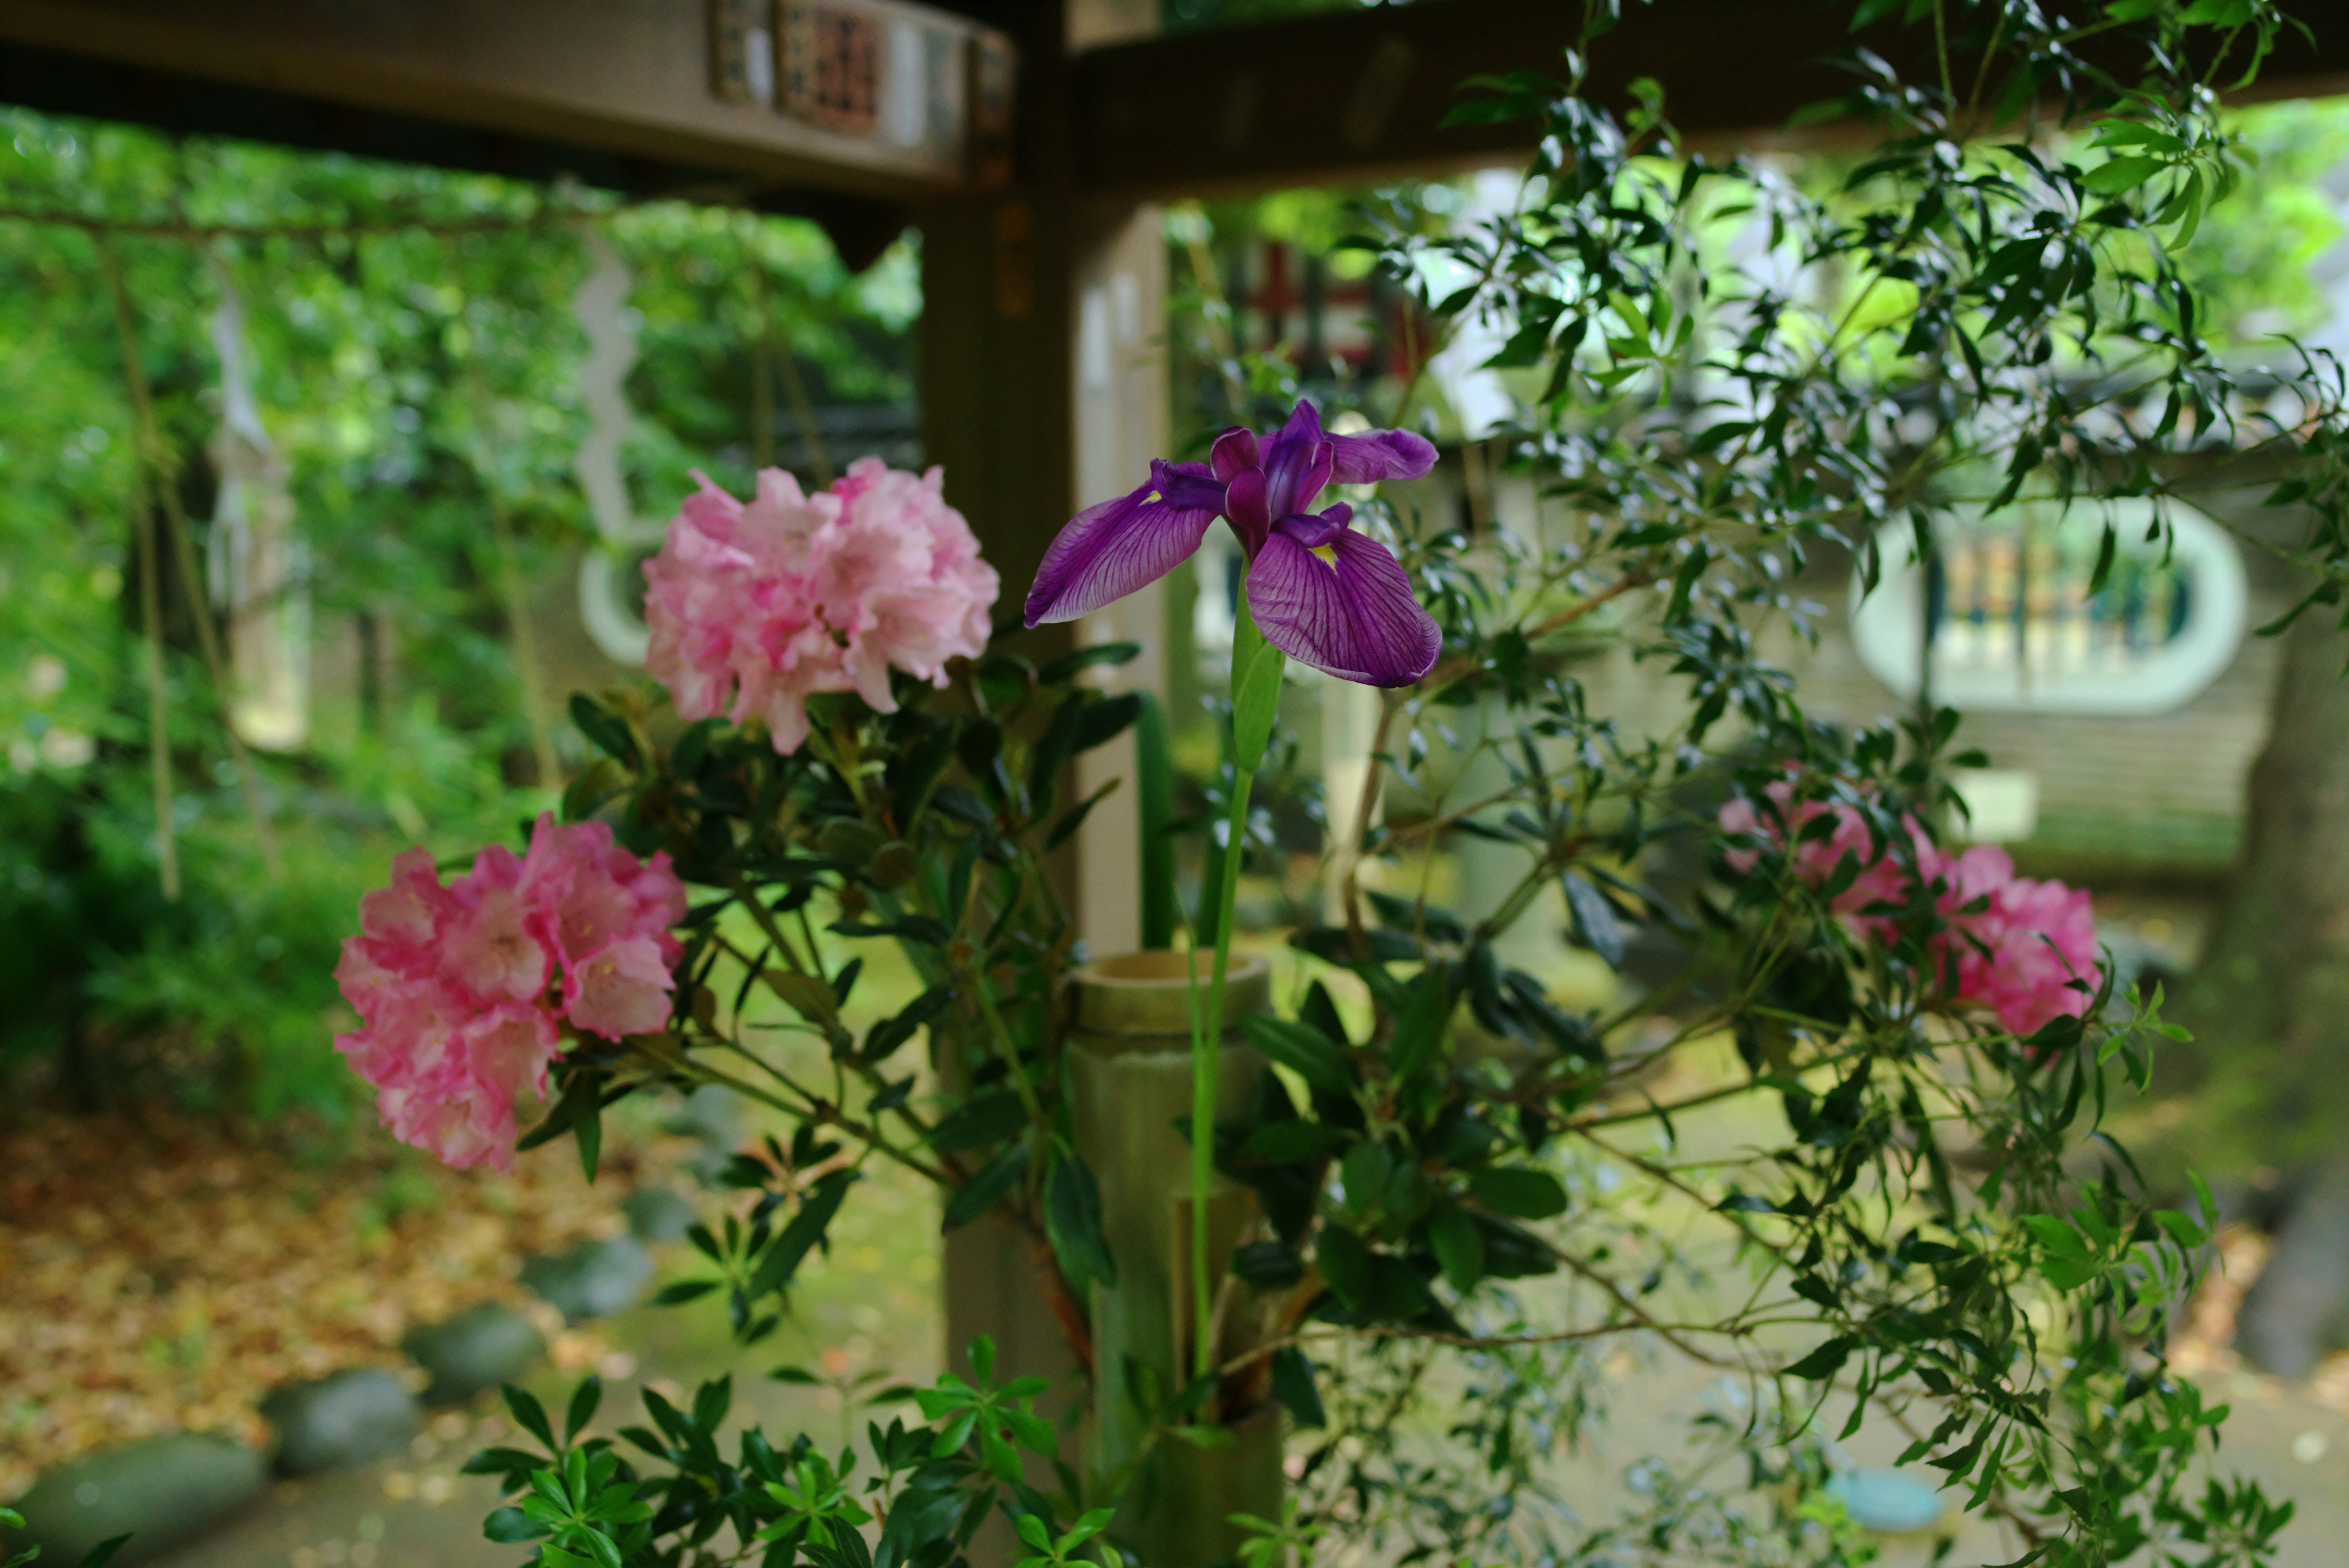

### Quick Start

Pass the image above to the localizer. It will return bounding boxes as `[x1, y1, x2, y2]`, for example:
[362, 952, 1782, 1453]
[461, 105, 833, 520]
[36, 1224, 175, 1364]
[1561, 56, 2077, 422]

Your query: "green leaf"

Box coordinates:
[1036, 640, 1141, 684]
[568, 694, 639, 766]
[1386, 970, 1457, 1087]
[484, 1506, 549, 1544]
[1428, 1200, 1486, 1293]
[563, 1375, 603, 1443]
[2020, 1213, 2087, 1259]
[1231, 639, 1287, 771]
[929, 1088, 1028, 1154]
[1783, 1336, 1855, 1380]
[1045, 1150, 1119, 1293]
[942, 1142, 1030, 1230]
[1241, 1015, 1358, 1097]
[749, 1169, 856, 1296]
[1468, 1165, 1568, 1220]
[1236, 1120, 1349, 1164]
[2082, 155, 2165, 195]
[763, 968, 839, 1028]
[1562, 872, 1625, 967]
[2086, 522, 2118, 595]
[1270, 1347, 1326, 1428]
[1316, 1225, 1372, 1309]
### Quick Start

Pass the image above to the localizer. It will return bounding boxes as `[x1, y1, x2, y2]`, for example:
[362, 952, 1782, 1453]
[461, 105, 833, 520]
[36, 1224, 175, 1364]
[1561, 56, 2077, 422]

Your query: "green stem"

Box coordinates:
[1193, 758, 1255, 1382]
[1190, 597, 1271, 1383]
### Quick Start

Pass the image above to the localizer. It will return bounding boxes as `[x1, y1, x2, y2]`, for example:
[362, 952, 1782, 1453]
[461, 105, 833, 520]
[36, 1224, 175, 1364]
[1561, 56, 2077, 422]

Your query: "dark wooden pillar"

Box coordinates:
[917, 0, 1088, 1438]
[919, 12, 1170, 1547]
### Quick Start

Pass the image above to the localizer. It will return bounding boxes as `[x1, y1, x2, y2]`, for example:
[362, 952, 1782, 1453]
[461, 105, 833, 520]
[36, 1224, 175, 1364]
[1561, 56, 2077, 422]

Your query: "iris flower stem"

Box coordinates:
[1193, 759, 1253, 1383]
[1192, 600, 1267, 1384]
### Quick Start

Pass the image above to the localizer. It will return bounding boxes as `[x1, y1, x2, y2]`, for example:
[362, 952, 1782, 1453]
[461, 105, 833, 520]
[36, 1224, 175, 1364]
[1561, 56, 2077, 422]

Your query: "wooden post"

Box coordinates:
[1067, 201, 1170, 960]
[919, 10, 1169, 1556]
[918, 94, 1092, 1435]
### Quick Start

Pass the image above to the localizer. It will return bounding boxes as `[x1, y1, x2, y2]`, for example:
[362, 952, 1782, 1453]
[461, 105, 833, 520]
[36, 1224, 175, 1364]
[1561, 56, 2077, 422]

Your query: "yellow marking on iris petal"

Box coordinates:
[1310, 544, 1340, 567]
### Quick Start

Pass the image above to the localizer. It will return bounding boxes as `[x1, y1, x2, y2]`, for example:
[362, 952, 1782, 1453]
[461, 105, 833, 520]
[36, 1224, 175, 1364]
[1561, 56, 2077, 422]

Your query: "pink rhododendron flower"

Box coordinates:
[1718, 779, 2099, 1038]
[1922, 844, 2099, 1037]
[643, 458, 998, 754]
[335, 815, 686, 1170]
[1717, 778, 1913, 929]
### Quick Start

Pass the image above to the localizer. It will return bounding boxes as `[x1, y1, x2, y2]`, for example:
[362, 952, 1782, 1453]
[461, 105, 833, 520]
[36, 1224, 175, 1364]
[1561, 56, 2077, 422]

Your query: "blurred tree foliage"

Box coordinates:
[0, 108, 918, 1120]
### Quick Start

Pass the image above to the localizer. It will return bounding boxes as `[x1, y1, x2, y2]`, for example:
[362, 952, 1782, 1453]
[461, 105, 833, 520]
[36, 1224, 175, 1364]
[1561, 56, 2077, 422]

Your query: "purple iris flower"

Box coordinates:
[1023, 400, 1444, 688]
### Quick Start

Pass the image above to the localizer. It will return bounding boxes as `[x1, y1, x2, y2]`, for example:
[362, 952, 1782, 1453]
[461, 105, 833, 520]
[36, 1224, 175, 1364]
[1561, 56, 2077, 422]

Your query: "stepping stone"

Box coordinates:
[261, 1369, 420, 1475]
[669, 1083, 741, 1148]
[622, 1185, 697, 1245]
[11, 1433, 266, 1566]
[402, 1302, 546, 1406]
[1827, 1467, 1945, 1534]
[521, 1236, 654, 1323]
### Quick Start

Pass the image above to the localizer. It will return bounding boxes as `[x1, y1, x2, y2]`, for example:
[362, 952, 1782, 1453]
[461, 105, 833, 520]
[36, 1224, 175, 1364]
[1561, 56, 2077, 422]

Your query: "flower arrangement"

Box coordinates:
[300, 2, 2343, 1561]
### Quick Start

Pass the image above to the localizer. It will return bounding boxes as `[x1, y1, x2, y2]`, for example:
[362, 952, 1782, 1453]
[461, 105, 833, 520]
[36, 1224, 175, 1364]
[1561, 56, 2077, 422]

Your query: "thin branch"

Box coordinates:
[100, 240, 282, 877]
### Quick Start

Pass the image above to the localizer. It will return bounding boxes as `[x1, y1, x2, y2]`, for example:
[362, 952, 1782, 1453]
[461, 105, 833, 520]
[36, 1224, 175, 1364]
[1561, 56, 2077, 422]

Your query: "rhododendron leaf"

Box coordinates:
[1429, 1200, 1486, 1293]
[930, 1088, 1026, 1154]
[503, 1383, 558, 1449]
[1562, 872, 1625, 968]
[570, 694, 639, 767]
[1782, 1336, 1855, 1381]
[1386, 969, 1457, 1088]
[1044, 1150, 1118, 1293]
[1269, 1347, 1327, 1429]
[750, 1170, 856, 1298]
[565, 1375, 603, 1443]
[1044, 776, 1120, 851]
[942, 1142, 1030, 1231]
[1036, 640, 1140, 684]
[574, 1093, 603, 1183]
[562, 757, 628, 824]
[1242, 1015, 1358, 1098]
[863, 987, 954, 1066]
[484, 1506, 548, 1544]
[1468, 1166, 1568, 1221]
[762, 969, 839, 1027]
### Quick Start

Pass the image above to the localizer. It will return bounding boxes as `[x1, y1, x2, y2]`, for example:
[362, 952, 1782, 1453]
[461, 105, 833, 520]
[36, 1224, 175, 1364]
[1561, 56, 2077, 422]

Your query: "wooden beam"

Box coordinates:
[1073, 0, 2349, 199]
[0, 0, 1011, 215]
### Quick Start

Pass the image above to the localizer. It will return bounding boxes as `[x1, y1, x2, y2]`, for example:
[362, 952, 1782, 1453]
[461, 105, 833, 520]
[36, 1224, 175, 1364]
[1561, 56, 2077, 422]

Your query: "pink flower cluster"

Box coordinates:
[644, 458, 999, 754]
[335, 815, 686, 1170]
[1719, 779, 2099, 1038]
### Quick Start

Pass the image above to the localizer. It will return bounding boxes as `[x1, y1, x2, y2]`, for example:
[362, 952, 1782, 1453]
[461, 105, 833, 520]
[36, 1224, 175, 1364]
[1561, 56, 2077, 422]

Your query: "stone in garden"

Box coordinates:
[402, 1302, 547, 1405]
[670, 1084, 743, 1186]
[521, 1235, 654, 1323]
[11, 1433, 267, 1566]
[1826, 1468, 1945, 1534]
[670, 1082, 741, 1148]
[259, 1368, 420, 1474]
[622, 1184, 697, 1245]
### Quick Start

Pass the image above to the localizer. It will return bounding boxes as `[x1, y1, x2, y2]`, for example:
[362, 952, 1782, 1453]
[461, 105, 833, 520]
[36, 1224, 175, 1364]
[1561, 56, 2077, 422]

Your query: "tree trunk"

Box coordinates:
[2179, 609, 2349, 1372]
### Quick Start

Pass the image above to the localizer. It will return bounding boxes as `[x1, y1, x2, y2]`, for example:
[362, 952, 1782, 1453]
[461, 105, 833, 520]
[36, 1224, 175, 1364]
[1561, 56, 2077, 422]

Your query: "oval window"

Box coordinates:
[1848, 498, 2247, 716]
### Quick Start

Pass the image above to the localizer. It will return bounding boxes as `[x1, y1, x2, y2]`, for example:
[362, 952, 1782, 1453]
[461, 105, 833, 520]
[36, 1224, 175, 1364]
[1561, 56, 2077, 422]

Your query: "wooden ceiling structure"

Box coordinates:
[4, 0, 2348, 953]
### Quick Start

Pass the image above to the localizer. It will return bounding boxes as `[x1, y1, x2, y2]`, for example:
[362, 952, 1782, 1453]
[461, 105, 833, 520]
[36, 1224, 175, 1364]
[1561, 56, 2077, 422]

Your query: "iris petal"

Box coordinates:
[1024, 465, 1221, 626]
[1328, 427, 1438, 485]
[1211, 426, 1260, 484]
[1224, 468, 1271, 551]
[1259, 401, 1334, 519]
[1247, 513, 1442, 688]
